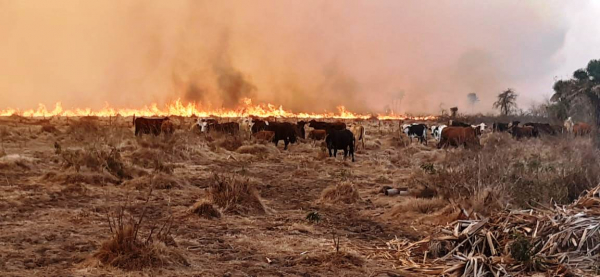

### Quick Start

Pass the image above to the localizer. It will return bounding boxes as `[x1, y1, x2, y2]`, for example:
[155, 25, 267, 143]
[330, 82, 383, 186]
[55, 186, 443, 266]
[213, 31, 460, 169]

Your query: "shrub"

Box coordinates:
[320, 182, 360, 205]
[209, 174, 266, 215]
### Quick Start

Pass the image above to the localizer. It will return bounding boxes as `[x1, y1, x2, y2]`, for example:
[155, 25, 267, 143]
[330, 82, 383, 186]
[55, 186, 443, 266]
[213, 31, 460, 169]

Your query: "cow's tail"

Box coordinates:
[132, 114, 136, 126]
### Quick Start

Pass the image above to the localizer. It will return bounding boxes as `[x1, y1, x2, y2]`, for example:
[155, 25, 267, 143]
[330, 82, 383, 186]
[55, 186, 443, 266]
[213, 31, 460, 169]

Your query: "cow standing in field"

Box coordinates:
[325, 129, 355, 162]
[199, 119, 239, 135]
[161, 120, 175, 137]
[471, 123, 486, 136]
[308, 129, 327, 145]
[524, 123, 556, 136]
[564, 117, 574, 134]
[349, 125, 365, 150]
[266, 122, 298, 150]
[251, 119, 269, 134]
[437, 126, 480, 149]
[134, 116, 169, 137]
[402, 123, 428, 145]
[308, 120, 346, 133]
[509, 125, 538, 139]
[574, 123, 592, 136]
[296, 121, 307, 139]
[430, 125, 446, 141]
[492, 122, 509, 132]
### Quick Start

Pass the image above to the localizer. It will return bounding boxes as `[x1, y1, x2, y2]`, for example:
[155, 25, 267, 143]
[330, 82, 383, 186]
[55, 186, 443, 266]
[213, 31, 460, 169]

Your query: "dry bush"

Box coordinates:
[315, 150, 328, 161]
[60, 147, 131, 179]
[236, 144, 279, 155]
[123, 173, 188, 190]
[89, 203, 188, 270]
[391, 197, 448, 215]
[320, 182, 360, 205]
[209, 174, 266, 215]
[189, 200, 221, 219]
[414, 134, 600, 214]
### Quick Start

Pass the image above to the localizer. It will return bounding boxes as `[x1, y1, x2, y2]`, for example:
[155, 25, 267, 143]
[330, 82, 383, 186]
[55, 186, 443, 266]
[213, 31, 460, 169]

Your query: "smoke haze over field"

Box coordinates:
[1, 1, 600, 114]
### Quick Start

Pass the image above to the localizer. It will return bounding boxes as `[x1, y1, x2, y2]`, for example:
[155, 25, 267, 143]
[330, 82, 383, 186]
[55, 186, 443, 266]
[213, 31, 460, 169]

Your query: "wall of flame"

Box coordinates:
[0, 98, 436, 121]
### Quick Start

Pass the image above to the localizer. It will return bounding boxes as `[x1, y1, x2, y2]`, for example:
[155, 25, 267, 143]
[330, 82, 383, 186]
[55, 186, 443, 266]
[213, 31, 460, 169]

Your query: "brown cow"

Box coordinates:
[509, 126, 538, 139]
[308, 129, 327, 145]
[134, 116, 169, 137]
[161, 120, 175, 137]
[349, 125, 365, 150]
[253, 130, 275, 142]
[573, 123, 592, 136]
[437, 127, 480, 149]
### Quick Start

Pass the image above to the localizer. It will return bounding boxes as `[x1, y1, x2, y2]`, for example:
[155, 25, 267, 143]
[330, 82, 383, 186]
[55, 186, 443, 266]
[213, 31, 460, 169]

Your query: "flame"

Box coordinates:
[0, 98, 437, 121]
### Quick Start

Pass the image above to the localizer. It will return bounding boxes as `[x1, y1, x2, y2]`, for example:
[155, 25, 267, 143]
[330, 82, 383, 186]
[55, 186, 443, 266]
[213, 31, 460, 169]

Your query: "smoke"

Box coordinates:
[1, 1, 599, 114]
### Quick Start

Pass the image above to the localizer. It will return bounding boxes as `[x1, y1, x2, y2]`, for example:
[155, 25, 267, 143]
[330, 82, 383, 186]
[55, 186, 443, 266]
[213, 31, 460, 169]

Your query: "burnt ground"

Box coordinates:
[0, 116, 455, 277]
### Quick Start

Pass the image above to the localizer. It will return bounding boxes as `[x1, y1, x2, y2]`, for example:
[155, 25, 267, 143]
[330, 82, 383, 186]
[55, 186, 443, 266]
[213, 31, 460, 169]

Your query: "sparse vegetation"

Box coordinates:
[209, 174, 266, 215]
[189, 200, 222, 219]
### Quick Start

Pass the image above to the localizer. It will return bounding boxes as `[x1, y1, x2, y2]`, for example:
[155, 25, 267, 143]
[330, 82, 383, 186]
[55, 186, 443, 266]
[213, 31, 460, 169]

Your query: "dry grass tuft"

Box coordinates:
[89, 203, 188, 271]
[236, 144, 279, 155]
[189, 200, 222, 219]
[315, 150, 328, 161]
[320, 182, 360, 204]
[391, 197, 448, 215]
[209, 174, 266, 215]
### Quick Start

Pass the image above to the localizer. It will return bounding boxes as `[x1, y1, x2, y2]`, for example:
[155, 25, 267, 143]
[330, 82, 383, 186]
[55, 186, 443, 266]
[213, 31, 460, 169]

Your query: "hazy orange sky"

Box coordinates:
[1, 1, 599, 114]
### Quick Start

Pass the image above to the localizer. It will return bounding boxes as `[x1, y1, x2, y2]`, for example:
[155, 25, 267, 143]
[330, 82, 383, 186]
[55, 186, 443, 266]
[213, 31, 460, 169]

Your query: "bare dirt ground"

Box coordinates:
[0, 115, 593, 276]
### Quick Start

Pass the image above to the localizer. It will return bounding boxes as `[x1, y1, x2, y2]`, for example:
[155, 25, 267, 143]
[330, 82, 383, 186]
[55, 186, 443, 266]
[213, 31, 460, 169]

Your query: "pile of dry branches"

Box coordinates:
[383, 185, 600, 276]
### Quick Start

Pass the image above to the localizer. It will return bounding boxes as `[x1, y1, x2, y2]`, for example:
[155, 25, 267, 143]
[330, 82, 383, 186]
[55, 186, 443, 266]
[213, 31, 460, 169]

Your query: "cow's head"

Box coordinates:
[199, 121, 209, 132]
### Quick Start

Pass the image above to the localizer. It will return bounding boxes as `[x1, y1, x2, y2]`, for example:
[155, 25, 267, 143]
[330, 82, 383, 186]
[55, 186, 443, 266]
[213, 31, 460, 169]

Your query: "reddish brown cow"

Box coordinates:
[134, 116, 169, 137]
[161, 120, 175, 137]
[509, 126, 538, 139]
[308, 129, 327, 143]
[437, 127, 480, 149]
[573, 123, 592, 136]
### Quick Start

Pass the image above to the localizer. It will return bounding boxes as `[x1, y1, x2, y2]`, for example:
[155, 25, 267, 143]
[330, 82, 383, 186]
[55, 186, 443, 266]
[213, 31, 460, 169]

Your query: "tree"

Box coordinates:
[450, 107, 458, 117]
[467, 93, 479, 112]
[551, 59, 600, 146]
[493, 88, 518, 116]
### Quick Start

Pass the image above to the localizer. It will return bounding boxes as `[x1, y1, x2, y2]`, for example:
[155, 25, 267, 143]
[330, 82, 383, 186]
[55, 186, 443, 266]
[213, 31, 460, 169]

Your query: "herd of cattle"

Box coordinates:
[132, 115, 593, 161]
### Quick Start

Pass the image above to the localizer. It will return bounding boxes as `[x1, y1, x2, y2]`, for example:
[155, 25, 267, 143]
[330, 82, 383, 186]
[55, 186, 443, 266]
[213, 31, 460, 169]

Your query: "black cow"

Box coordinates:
[296, 121, 307, 139]
[402, 123, 428, 145]
[524, 123, 556, 136]
[492, 122, 509, 132]
[325, 129, 355, 162]
[134, 116, 169, 136]
[308, 120, 346, 133]
[251, 119, 269, 134]
[448, 120, 470, 127]
[266, 122, 298, 150]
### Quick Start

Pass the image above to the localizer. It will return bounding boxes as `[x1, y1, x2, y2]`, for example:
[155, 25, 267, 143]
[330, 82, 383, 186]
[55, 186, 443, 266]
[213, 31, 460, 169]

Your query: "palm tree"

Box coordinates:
[493, 89, 518, 116]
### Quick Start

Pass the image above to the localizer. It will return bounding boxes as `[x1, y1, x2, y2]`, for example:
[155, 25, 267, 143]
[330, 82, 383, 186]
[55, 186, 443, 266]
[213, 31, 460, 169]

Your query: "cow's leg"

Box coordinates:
[284, 138, 289, 150]
[328, 146, 333, 157]
[343, 148, 348, 160]
[350, 143, 355, 162]
[333, 148, 338, 157]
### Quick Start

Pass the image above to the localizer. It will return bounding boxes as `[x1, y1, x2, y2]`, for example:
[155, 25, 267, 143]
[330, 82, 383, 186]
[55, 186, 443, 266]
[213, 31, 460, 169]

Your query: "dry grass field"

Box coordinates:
[1, 115, 598, 276]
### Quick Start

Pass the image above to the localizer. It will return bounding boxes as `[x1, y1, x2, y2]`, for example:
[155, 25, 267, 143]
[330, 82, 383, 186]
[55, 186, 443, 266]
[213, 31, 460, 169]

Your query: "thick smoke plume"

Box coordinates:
[1, 1, 599, 114]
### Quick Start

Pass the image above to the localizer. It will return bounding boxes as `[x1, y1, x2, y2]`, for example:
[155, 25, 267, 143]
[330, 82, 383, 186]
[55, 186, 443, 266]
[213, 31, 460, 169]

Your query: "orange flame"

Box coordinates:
[0, 98, 437, 121]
